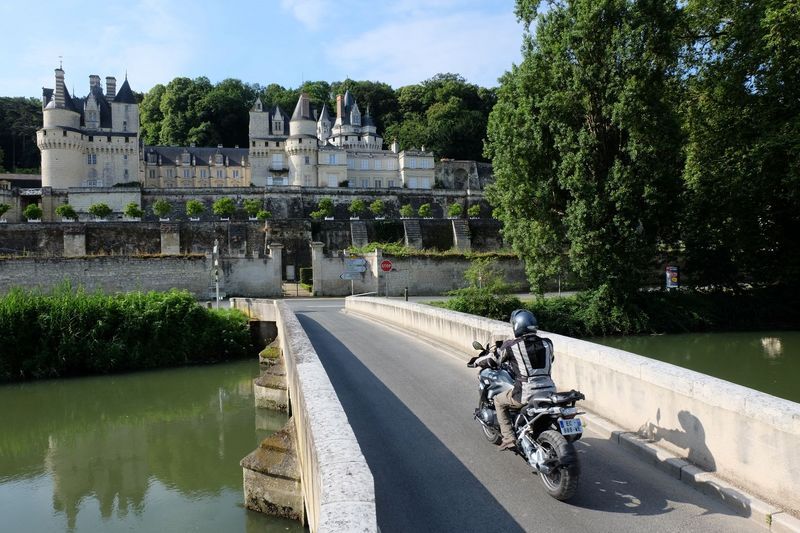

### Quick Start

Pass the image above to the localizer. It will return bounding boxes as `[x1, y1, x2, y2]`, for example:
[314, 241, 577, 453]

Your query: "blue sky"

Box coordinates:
[0, 0, 525, 98]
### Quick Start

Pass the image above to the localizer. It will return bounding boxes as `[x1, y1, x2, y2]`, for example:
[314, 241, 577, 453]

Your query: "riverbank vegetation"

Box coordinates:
[0, 286, 253, 382]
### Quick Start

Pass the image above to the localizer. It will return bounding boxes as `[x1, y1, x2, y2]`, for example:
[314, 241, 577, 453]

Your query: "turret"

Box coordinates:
[317, 104, 331, 141]
[289, 93, 316, 137]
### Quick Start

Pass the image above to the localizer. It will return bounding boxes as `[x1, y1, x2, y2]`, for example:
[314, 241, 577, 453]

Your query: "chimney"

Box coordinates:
[106, 76, 116, 99]
[89, 74, 101, 91]
[336, 94, 344, 120]
[54, 68, 65, 108]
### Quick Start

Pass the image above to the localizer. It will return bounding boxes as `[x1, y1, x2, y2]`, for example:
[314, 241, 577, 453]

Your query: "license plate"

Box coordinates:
[558, 418, 583, 435]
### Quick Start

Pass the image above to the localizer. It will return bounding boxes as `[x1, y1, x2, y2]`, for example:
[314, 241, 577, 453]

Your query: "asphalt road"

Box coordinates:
[287, 298, 759, 533]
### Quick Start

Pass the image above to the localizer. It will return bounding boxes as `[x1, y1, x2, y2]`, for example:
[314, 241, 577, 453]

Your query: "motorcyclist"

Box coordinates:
[494, 309, 556, 450]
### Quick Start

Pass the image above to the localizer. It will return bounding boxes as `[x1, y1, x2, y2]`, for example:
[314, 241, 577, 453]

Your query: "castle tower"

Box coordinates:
[38, 67, 85, 187]
[286, 93, 318, 187]
[317, 104, 331, 142]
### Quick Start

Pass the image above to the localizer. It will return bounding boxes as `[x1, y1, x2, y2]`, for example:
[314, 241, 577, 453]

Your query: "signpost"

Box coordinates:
[340, 271, 361, 280]
[666, 266, 679, 290]
[380, 260, 393, 272]
[342, 256, 368, 294]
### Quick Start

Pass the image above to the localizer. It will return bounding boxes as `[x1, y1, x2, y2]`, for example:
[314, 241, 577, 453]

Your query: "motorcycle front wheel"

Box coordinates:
[479, 400, 502, 444]
[536, 430, 579, 500]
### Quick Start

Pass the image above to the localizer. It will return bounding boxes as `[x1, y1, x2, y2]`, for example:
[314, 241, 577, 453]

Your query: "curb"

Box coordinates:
[583, 412, 800, 532]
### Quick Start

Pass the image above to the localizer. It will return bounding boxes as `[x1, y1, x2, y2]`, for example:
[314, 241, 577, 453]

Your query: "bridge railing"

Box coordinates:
[345, 296, 800, 515]
[232, 298, 377, 533]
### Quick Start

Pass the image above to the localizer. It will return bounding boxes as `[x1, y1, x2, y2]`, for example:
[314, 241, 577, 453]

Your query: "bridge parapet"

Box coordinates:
[232, 298, 377, 533]
[345, 296, 800, 518]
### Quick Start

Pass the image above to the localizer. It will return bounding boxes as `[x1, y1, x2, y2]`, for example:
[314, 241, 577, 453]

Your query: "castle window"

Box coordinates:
[149, 170, 155, 179]
[200, 169, 207, 178]
[409, 158, 417, 169]
[388, 180, 395, 188]
[107, 136, 112, 142]
[87, 154, 97, 165]
[166, 169, 174, 178]
[328, 154, 337, 165]
[304, 156, 310, 165]
[233, 170, 239, 178]
[360, 159, 369, 170]
[124, 169, 129, 179]
[88, 136, 93, 142]
[183, 169, 190, 178]
[125, 137, 129, 143]
[347, 159, 355, 169]
[304, 175, 311, 186]
[375, 179, 382, 188]
[124, 155, 128, 160]
[271, 154, 283, 169]
[217, 170, 223, 179]
[361, 178, 369, 188]
[63, 130, 67, 137]
[252, 141, 255, 147]
[374, 159, 381, 170]
[123, 120, 127, 132]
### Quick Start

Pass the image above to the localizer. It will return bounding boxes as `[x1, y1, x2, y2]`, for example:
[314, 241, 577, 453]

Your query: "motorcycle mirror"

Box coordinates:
[472, 340, 483, 351]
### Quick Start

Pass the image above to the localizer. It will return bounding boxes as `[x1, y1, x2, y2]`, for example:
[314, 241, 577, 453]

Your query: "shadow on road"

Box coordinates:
[296, 314, 526, 533]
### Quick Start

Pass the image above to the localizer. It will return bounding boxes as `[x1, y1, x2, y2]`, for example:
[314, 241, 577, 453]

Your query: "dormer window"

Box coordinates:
[123, 120, 127, 132]
[273, 120, 283, 132]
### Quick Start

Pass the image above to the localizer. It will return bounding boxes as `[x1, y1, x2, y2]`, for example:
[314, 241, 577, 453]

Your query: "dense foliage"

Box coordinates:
[0, 97, 40, 172]
[488, 0, 800, 299]
[0, 287, 253, 381]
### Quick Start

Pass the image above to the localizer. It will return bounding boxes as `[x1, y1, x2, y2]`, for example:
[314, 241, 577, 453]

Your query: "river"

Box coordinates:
[0, 359, 306, 532]
[588, 331, 800, 403]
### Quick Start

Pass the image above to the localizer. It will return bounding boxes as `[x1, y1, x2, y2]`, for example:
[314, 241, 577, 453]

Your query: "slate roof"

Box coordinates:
[291, 93, 314, 121]
[114, 78, 137, 104]
[144, 146, 248, 166]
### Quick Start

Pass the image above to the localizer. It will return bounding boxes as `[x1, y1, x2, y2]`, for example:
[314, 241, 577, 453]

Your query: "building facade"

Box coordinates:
[37, 68, 436, 190]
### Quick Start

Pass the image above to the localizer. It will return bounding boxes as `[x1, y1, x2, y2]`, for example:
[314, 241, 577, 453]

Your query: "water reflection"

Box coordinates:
[588, 331, 799, 402]
[0, 360, 304, 532]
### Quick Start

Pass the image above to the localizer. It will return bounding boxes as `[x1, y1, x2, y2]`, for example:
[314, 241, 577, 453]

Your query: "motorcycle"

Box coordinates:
[467, 340, 585, 500]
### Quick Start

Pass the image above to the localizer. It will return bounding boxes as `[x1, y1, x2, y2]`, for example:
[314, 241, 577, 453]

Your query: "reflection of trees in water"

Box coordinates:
[0, 361, 289, 527]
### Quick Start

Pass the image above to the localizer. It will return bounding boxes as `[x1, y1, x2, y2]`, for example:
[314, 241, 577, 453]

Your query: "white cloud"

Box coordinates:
[280, 0, 331, 31]
[326, 10, 523, 87]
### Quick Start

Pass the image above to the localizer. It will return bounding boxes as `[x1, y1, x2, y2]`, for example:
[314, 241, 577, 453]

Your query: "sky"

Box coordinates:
[0, 0, 526, 99]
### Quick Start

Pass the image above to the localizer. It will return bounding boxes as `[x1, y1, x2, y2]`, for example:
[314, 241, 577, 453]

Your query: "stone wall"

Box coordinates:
[310, 246, 527, 296]
[0, 254, 282, 298]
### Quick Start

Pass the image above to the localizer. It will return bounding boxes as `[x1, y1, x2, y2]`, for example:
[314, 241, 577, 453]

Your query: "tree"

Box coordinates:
[369, 199, 385, 217]
[256, 209, 272, 222]
[23, 204, 42, 221]
[447, 203, 463, 218]
[123, 202, 144, 219]
[139, 84, 166, 145]
[468, 204, 481, 218]
[88, 203, 112, 220]
[152, 199, 172, 218]
[185, 199, 204, 217]
[400, 204, 414, 218]
[212, 197, 236, 218]
[311, 197, 334, 220]
[243, 199, 262, 217]
[349, 199, 366, 217]
[0, 203, 9, 218]
[486, 0, 683, 300]
[0, 97, 42, 171]
[418, 203, 432, 218]
[55, 204, 78, 221]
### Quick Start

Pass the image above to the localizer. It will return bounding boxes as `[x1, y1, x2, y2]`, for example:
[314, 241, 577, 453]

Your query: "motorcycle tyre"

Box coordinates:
[536, 430, 579, 501]
[479, 400, 502, 445]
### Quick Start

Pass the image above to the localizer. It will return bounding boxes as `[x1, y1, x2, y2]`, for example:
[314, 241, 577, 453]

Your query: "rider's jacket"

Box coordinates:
[501, 334, 555, 403]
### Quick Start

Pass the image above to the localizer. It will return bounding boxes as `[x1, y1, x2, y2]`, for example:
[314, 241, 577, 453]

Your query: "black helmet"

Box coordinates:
[510, 309, 538, 337]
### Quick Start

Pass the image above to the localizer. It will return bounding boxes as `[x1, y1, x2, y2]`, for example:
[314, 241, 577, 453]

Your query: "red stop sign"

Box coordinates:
[380, 260, 393, 272]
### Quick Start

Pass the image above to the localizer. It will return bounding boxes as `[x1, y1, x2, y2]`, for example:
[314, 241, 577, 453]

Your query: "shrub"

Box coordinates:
[256, 209, 272, 221]
[299, 267, 313, 285]
[400, 204, 414, 218]
[439, 287, 523, 321]
[185, 199, 204, 217]
[55, 204, 78, 220]
[88, 203, 113, 219]
[468, 204, 481, 218]
[152, 199, 172, 218]
[311, 197, 334, 220]
[23, 204, 43, 220]
[0, 286, 253, 382]
[123, 202, 144, 219]
[243, 199, 262, 217]
[448, 203, 463, 218]
[339, 180, 349, 187]
[0, 203, 9, 218]
[212, 197, 236, 217]
[464, 257, 510, 293]
[418, 203, 432, 218]
[370, 199, 385, 216]
[349, 199, 366, 216]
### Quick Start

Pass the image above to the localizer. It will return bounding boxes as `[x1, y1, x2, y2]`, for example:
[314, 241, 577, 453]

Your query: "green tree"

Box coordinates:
[468, 204, 481, 218]
[139, 84, 166, 145]
[464, 257, 510, 293]
[123, 202, 144, 219]
[487, 0, 683, 300]
[349, 199, 366, 217]
[23, 204, 42, 221]
[256, 209, 272, 222]
[88, 203, 112, 220]
[400, 204, 414, 218]
[55, 204, 78, 221]
[185, 199, 204, 217]
[369, 199, 385, 217]
[681, 0, 800, 287]
[0, 97, 41, 172]
[243, 198, 262, 217]
[152, 199, 172, 218]
[158, 77, 213, 146]
[447, 203, 463, 218]
[311, 197, 334, 220]
[0, 204, 9, 219]
[418, 203, 432, 218]
[212, 197, 236, 218]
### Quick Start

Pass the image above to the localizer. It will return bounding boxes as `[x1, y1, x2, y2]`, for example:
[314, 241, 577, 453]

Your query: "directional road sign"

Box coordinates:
[345, 258, 368, 268]
[345, 265, 367, 273]
[340, 271, 361, 280]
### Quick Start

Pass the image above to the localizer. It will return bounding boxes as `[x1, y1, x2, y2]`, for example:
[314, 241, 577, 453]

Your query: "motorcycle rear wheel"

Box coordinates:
[536, 430, 579, 500]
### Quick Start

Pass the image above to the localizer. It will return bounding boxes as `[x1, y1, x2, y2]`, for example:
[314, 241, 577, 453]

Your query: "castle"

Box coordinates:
[37, 68, 436, 191]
